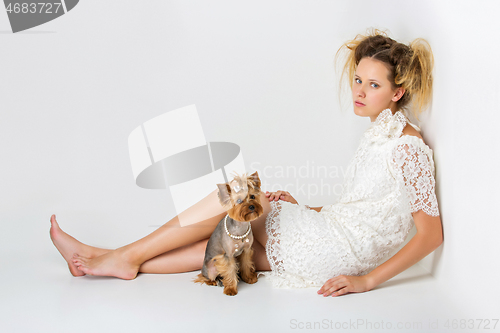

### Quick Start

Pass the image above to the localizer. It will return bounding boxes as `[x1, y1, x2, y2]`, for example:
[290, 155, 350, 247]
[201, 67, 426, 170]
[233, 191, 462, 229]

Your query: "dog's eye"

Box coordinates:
[250, 195, 255, 199]
[236, 199, 242, 204]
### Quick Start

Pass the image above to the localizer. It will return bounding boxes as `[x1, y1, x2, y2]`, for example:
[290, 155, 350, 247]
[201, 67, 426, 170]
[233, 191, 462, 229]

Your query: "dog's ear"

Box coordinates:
[249, 171, 261, 190]
[217, 183, 232, 209]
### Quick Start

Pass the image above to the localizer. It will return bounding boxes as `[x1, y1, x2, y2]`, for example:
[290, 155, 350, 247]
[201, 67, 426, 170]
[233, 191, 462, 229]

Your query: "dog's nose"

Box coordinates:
[249, 205, 255, 210]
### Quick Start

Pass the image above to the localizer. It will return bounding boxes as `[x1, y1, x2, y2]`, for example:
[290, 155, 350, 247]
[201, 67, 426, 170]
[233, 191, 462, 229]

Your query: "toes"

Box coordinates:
[73, 253, 89, 260]
[49, 216, 61, 240]
[68, 263, 85, 277]
[72, 254, 94, 275]
[72, 254, 88, 267]
[50, 214, 58, 227]
[76, 265, 92, 275]
[72, 258, 86, 266]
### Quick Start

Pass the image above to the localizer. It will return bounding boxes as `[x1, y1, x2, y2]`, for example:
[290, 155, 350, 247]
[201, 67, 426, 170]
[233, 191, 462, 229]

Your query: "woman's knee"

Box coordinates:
[248, 192, 271, 247]
[259, 191, 272, 213]
[252, 240, 271, 271]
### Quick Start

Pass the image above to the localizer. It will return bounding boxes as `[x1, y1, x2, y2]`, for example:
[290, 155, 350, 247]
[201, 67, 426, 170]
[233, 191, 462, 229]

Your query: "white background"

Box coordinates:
[1, 0, 499, 331]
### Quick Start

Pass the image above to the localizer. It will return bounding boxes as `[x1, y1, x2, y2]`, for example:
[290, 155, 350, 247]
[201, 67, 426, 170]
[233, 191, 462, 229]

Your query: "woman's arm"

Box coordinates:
[365, 210, 443, 289]
[318, 210, 443, 297]
[264, 191, 323, 211]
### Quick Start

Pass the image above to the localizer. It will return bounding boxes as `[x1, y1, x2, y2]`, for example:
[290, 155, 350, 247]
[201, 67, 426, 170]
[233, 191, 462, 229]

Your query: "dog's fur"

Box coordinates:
[193, 171, 263, 296]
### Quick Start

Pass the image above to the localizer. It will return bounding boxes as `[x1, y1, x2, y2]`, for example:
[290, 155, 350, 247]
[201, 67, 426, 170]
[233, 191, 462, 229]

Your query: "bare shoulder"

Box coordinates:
[401, 123, 424, 142]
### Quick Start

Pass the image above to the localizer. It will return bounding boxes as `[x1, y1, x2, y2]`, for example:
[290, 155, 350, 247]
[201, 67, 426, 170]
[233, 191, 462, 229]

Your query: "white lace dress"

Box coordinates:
[263, 109, 440, 288]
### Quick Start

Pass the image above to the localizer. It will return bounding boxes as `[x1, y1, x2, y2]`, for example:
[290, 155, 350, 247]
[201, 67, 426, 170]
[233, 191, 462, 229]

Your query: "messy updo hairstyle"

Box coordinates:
[335, 28, 434, 118]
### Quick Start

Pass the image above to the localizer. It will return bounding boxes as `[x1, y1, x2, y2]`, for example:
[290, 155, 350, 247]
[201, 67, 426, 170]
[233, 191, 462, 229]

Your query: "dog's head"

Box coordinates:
[217, 171, 263, 222]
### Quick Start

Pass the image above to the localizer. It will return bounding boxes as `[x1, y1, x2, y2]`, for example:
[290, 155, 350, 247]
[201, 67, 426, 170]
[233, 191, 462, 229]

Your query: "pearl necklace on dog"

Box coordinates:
[224, 215, 251, 240]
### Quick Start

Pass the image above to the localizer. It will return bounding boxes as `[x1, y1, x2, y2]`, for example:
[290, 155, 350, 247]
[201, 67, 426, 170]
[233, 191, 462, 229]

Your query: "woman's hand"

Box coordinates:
[265, 190, 298, 205]
[317, 275, 372, 297]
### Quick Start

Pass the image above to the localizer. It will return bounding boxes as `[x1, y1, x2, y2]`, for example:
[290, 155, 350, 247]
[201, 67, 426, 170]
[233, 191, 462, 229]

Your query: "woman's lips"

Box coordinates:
[355, 101, 365, 106]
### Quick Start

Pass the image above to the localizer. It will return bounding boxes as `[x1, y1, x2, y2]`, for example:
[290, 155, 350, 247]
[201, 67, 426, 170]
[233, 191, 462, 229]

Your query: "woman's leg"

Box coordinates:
[138, 235, 270, 274]
[51, 189, 225, 278]
[138, 239, 208, 274]
[49, 215, 110, 276]
[70, 188, 228, 279]
[53, 189, 272, 279]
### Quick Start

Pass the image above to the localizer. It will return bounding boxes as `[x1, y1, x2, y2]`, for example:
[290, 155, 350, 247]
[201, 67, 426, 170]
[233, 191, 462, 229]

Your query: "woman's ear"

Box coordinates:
[392, 87, 405, 102]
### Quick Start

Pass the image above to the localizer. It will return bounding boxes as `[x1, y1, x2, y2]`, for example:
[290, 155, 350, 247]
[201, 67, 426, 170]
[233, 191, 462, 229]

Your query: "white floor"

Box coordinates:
[1, 223, 464, 333]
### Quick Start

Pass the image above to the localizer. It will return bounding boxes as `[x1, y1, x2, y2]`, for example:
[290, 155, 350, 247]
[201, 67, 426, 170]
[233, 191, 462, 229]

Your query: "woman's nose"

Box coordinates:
[356, 86, 365, 97]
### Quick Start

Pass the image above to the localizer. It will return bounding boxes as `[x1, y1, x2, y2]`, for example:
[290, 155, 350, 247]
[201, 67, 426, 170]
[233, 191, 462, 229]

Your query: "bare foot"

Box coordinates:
[49, 214, 109, 277]
[72, 249, 140, 280]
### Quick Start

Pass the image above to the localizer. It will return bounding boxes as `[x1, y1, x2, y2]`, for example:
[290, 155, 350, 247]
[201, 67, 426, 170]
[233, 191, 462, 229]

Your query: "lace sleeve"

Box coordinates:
[392, 141, 440, 216]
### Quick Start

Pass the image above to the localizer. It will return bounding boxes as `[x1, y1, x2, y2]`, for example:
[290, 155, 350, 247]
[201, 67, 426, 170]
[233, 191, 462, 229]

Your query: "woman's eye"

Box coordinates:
[371, 83, 379, 88]
[355, 78, 361, 84]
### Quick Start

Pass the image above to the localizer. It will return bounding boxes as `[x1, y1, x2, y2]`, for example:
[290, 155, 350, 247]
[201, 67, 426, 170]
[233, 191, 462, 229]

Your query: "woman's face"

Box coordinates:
[352, 57, 404, 121]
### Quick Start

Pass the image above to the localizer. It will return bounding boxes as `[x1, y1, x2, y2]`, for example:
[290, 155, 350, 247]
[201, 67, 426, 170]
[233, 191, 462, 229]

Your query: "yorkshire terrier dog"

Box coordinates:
[194, 171, 263, 296]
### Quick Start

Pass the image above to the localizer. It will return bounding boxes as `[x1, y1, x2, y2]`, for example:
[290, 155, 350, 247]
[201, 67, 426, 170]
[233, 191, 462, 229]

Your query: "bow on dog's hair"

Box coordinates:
[217, 171, 261, 209]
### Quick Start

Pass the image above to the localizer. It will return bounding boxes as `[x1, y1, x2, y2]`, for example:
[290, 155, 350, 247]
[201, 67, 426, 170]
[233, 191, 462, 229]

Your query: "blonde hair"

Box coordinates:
[335, 28, 434, 119]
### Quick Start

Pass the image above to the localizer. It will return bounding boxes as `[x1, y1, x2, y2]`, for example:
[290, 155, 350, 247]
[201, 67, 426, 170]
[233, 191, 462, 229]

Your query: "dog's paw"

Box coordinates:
[240, 270, 258, 284]
[223, 286, 238, 296]
[244, 274, 258, 284]
[206, 280, 218, 286]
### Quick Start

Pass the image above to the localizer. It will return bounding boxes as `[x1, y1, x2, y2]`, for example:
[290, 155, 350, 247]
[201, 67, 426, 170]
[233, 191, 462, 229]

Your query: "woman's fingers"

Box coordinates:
[267, 191, 275, 201]
[281, 191, 298, 204]
[265, 191, 275, 201]
[265, 190, 297, 204]
[266, 190, 282, 201]
[323, 284, 347, 297]
[317, 275, 370, 297]
[318, 276, 347, 296]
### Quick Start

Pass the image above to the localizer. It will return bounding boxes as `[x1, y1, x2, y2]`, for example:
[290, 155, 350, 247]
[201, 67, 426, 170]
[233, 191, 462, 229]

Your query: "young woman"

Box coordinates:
[50, 29, 443, 297]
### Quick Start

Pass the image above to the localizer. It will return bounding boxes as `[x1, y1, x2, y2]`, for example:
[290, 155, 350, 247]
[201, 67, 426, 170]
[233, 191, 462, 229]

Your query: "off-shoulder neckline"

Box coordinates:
[365, 109, 434, 154]
[376, 109, 428, 144]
